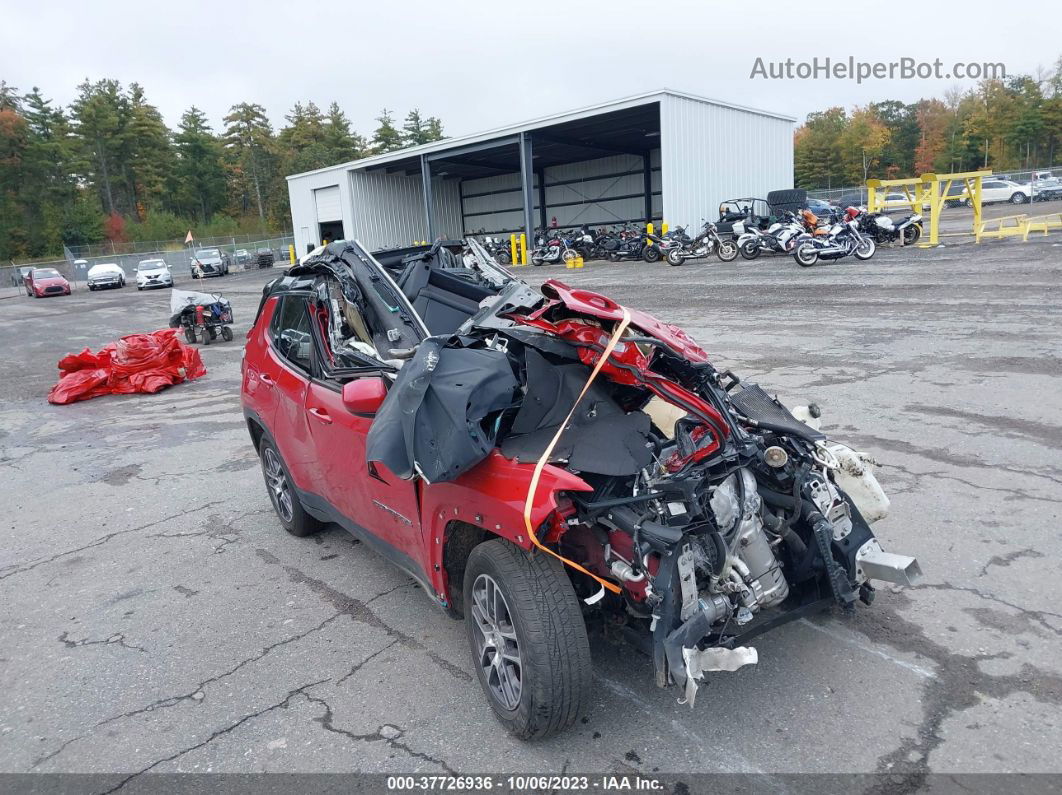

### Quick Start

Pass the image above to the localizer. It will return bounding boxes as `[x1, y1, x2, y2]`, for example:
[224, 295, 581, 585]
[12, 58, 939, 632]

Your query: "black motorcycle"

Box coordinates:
[665, 221, 739, 265]
[858, 212, 922, 246]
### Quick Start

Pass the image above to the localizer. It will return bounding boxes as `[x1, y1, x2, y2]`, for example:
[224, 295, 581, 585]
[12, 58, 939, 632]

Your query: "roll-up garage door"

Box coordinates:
[314, 186, 342, 222]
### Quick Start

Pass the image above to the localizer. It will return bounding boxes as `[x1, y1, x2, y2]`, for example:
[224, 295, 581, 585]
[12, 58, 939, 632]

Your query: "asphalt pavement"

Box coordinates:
[1, 241, 1060, 790]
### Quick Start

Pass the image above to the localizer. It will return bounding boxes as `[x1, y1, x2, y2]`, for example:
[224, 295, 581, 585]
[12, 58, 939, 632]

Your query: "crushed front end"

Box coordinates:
[454, 276, 921, 702]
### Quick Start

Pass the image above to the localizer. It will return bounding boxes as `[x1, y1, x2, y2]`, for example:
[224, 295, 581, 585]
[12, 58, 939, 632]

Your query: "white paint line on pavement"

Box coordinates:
[799, 618, 936, 679]
[594, 674, 786, 786]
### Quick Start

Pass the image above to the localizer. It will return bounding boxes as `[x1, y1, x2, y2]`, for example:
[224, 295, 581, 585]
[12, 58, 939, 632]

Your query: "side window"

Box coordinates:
[270, 296, 313, 372]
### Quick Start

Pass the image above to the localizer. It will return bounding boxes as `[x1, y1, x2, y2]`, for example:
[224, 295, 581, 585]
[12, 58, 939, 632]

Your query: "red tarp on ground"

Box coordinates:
[47, 329, 207, 405]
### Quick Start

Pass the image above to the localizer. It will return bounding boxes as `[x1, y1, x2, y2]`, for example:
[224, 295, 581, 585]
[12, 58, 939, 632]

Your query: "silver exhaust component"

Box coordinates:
[856, 539, 923, 586]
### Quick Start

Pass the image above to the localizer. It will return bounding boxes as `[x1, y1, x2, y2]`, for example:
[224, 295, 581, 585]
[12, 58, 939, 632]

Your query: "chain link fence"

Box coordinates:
[806, 164, 1062, 205]
[2, 235, 294, 299]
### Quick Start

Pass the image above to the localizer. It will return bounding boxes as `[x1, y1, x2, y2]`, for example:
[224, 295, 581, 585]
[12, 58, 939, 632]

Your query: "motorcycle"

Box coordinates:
[666, 221, 739, 265]
[601, 224, 647, 262]
[792, 207, 876, 267]
[531, 229, 579, 266]
[482, 235, 512, 265]
[736, 211, 805, 260]
[858, 212, 922, 246]
[643, 230, 683, 263]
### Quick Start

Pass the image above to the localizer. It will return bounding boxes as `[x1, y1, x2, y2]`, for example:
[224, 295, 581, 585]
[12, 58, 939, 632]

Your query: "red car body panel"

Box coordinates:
[242, 294, 593, 607]
[27, 273, 72, 296]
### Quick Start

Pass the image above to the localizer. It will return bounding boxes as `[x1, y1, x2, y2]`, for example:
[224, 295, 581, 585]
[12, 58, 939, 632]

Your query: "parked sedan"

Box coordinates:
[190, 248, 231, 278]
[25, 267, 71, 298]
[87, 262, 126, 291]
[136, 258, 173, 290]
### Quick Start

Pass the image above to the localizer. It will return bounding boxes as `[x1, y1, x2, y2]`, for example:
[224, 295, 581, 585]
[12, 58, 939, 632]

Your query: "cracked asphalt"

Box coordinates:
[1, 241, 1060, 790]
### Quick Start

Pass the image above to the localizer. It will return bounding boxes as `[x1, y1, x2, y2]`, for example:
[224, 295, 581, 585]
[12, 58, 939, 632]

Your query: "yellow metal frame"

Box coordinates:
[1022, 212, 1062, 240]
[866, 170, 990, 246]
[923, 171, 989, 247]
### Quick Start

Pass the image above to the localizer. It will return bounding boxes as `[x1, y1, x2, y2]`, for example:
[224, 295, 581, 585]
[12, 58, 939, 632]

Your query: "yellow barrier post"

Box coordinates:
[647, 222, 654, 237]
[509, 234, 519, 266]
[921, 170, 989, 246]
[519, 233, 528, 266]
[288, 245, 295, 265]
[661, 222, 668, 236]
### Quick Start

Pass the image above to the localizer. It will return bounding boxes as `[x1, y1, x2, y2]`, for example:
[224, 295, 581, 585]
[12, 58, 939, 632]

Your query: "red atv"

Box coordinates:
[241, 239, 920, 738]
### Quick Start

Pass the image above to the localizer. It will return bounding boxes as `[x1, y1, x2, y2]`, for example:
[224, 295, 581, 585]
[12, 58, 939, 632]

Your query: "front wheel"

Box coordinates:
[794, 243, 819, 267]
[1010, 192, 1027, 204]
[716, 241, 739, 262]
[220, 326, 233, 342]
[463, 540, 592, 739]
[183, 326, 196, 343]
[643, 245, 661, 263]
[854, 236, 876, 260]
[495, 250, 511, 265]
[666, 249, 685, 266]
[739, 241, 760, 260]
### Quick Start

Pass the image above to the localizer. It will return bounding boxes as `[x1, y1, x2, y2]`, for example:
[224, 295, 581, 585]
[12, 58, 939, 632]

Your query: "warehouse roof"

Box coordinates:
[286, 89, 795, 181]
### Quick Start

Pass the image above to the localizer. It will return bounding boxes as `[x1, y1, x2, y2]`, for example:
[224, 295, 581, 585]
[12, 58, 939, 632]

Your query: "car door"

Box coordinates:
[981, 181, 1005, 203]
[260, 294, 320, 498]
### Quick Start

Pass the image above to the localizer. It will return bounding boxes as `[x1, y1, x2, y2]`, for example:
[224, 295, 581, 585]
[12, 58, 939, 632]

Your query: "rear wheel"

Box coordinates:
[260, 441, 323, 537]
[201, 328, 211, 345]
[463, 540, 592, 739]
[903, 224, 922, 246]
[220, 326, 233, 342]
[1010, 192, 1027, 204]
[739, 241, 760, 260]
[643, 245, 660, 263]
[666, 248, 685, 266]
[495, 250, 511, 265]
[717, 241, 739, 262]
[183, 326, 196, 343]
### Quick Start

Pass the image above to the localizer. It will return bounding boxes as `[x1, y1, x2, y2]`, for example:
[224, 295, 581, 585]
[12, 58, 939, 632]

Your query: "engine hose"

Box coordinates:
[522, 307, 632, 595]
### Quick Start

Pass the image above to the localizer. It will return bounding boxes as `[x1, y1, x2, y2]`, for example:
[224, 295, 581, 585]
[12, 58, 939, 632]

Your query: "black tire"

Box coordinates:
[220, 326, 233, 342]
[964, 198, 973, 208]
[201, 327, 211, 345]
[642, 245, 660, 263]
[606, 251, 620, 262]
[666, 248, 685, 266]
[739, 241, 760, 260]
[259, 440, 323, 537]
[463, 540, 592, 739]
[137, 285, 143, 291]
[1010, 192, 1027, 204]
[495, 250, 511, 265]
[183, 326, 195, 343]
[903, 224, 922, 246]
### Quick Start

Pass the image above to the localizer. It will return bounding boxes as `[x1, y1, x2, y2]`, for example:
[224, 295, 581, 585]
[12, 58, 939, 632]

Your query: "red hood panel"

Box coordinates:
[536, 279, 709, 363]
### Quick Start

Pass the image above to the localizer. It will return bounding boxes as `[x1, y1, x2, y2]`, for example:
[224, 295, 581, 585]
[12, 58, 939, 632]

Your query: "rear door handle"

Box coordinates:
[308, 407, 332, 424]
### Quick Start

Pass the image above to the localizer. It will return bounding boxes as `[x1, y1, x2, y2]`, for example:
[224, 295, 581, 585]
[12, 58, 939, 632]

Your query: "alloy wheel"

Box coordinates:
[470, 573, 522, 710]
[263, 448, 294, 523]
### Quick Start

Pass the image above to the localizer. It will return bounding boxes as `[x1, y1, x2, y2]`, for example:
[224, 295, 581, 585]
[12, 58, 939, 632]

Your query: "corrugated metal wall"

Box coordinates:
[460, 150, 662, 235]
[659, 94, 793, 231]
[348, 170, 462, 250]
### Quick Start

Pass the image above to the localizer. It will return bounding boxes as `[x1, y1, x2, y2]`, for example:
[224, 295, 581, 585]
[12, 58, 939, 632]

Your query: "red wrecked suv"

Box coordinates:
[241, 239, 920, 738]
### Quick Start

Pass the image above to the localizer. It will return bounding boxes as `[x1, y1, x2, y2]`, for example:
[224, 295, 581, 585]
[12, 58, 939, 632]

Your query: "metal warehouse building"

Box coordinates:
[286, 89, 794, 254]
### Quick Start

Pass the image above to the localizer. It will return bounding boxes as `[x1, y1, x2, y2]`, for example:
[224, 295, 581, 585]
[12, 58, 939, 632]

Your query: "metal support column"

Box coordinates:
[536, 169, 547, 230]
[643, 153, 652, 222]
[420, 154, 435, 242]
[519, 132, 535, 250]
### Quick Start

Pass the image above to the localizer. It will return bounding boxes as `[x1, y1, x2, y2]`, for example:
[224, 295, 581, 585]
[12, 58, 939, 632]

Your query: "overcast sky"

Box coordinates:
[3, 0, 1060, 136]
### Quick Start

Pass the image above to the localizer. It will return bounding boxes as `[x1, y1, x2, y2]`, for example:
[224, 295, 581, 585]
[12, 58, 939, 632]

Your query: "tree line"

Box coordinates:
[0, 78, 445, 261]
[795, 56, 1062, 189]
